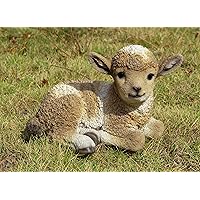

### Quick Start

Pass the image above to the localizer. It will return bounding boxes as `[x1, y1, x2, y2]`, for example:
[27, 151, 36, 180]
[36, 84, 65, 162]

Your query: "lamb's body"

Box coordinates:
[24, 80, 163, 152]
[23, 45, 183, 155]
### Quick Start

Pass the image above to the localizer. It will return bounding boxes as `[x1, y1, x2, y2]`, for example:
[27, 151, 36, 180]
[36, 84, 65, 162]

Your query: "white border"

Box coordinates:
[0, 0, 200, 26]
[0, 0, 199, 199]
[0, 172, 200, 200]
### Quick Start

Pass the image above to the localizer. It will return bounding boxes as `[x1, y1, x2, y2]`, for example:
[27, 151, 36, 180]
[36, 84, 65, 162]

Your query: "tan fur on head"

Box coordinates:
[111, 45, 158, 72]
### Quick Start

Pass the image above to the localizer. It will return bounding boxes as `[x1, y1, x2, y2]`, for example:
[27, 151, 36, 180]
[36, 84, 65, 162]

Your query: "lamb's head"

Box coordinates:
[89, 45, 183, 106]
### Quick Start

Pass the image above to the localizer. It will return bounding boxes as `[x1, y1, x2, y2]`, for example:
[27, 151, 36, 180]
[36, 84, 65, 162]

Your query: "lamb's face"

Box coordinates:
[111, 45, 159, 105]
[112, 66, 157, 104]
[89, 44, 183, 107]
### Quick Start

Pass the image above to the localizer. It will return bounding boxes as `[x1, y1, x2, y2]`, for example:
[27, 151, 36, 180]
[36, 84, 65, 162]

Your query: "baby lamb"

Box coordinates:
[23, 45, 183, 156]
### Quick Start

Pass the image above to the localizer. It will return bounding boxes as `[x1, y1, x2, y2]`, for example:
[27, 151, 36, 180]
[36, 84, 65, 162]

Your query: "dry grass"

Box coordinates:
[0, 27, 199, 171]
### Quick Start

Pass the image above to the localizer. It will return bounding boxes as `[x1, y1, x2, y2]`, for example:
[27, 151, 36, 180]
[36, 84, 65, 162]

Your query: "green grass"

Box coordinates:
[0, 27, 199, 171]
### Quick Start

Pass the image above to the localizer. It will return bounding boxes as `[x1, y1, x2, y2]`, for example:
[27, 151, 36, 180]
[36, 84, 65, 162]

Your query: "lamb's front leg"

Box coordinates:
[98, 129, 145, 152]
[142, 117, 165, 139]
[72, 129, 145, 153]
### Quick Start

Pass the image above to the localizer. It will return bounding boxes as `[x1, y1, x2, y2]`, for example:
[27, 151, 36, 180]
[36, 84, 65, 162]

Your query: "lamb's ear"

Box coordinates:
[157, 54, 183, 77]
[88, 52, 112, 75]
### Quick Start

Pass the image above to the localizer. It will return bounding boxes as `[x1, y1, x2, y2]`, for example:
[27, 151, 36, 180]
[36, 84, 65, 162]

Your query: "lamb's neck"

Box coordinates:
[136, 95, 154, 114]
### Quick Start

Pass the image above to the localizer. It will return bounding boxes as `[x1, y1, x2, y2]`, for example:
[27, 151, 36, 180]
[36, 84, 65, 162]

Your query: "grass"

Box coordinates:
[0, 27, 199, 171]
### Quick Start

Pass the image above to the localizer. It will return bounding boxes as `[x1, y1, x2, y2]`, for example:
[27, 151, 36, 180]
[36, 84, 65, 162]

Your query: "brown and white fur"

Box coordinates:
[23, 45, 183, 156]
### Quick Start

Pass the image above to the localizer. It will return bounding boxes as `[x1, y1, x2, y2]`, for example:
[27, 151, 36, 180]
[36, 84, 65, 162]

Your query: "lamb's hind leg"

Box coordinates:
[142, 117, 165, 139]
[71, 134, 97, 156]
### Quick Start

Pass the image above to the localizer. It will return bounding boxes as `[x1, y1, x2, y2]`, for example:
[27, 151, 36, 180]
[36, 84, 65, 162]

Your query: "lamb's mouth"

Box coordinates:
[128, 93, 145, 99]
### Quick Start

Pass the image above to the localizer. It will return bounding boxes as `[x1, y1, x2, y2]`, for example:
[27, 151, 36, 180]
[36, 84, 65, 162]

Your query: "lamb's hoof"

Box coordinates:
[77, 147, 95, 157]
[84, 132, 100, 145]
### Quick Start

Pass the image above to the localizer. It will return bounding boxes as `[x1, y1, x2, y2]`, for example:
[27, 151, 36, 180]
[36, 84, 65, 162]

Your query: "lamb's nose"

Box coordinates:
[133, 86, 141, 93]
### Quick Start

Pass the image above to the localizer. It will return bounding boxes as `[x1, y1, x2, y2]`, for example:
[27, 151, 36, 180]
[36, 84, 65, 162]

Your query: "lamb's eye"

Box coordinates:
[147, 73, 154, 80]
[117, 72, 125, 79]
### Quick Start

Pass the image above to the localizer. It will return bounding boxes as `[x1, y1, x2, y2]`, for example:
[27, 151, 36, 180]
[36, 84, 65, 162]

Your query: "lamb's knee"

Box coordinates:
[143, 118, 165, 139]
[131, 133, 145, 151]
[117, 132, 145, 152]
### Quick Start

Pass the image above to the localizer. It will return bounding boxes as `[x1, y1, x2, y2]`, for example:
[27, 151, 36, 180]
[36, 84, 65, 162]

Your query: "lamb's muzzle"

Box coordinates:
[23, 44, 183, 156]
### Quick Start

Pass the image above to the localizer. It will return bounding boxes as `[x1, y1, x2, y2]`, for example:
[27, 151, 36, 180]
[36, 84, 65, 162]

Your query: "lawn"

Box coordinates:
[0, 27, 199, 171]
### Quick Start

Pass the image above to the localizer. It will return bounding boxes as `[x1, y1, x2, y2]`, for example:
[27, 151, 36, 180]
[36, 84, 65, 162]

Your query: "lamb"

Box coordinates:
[23, 44, 183, 156]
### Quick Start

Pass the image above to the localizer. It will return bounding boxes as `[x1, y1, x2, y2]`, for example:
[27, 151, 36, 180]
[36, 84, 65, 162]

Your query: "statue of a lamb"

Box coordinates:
[23, 45, 183, 156]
